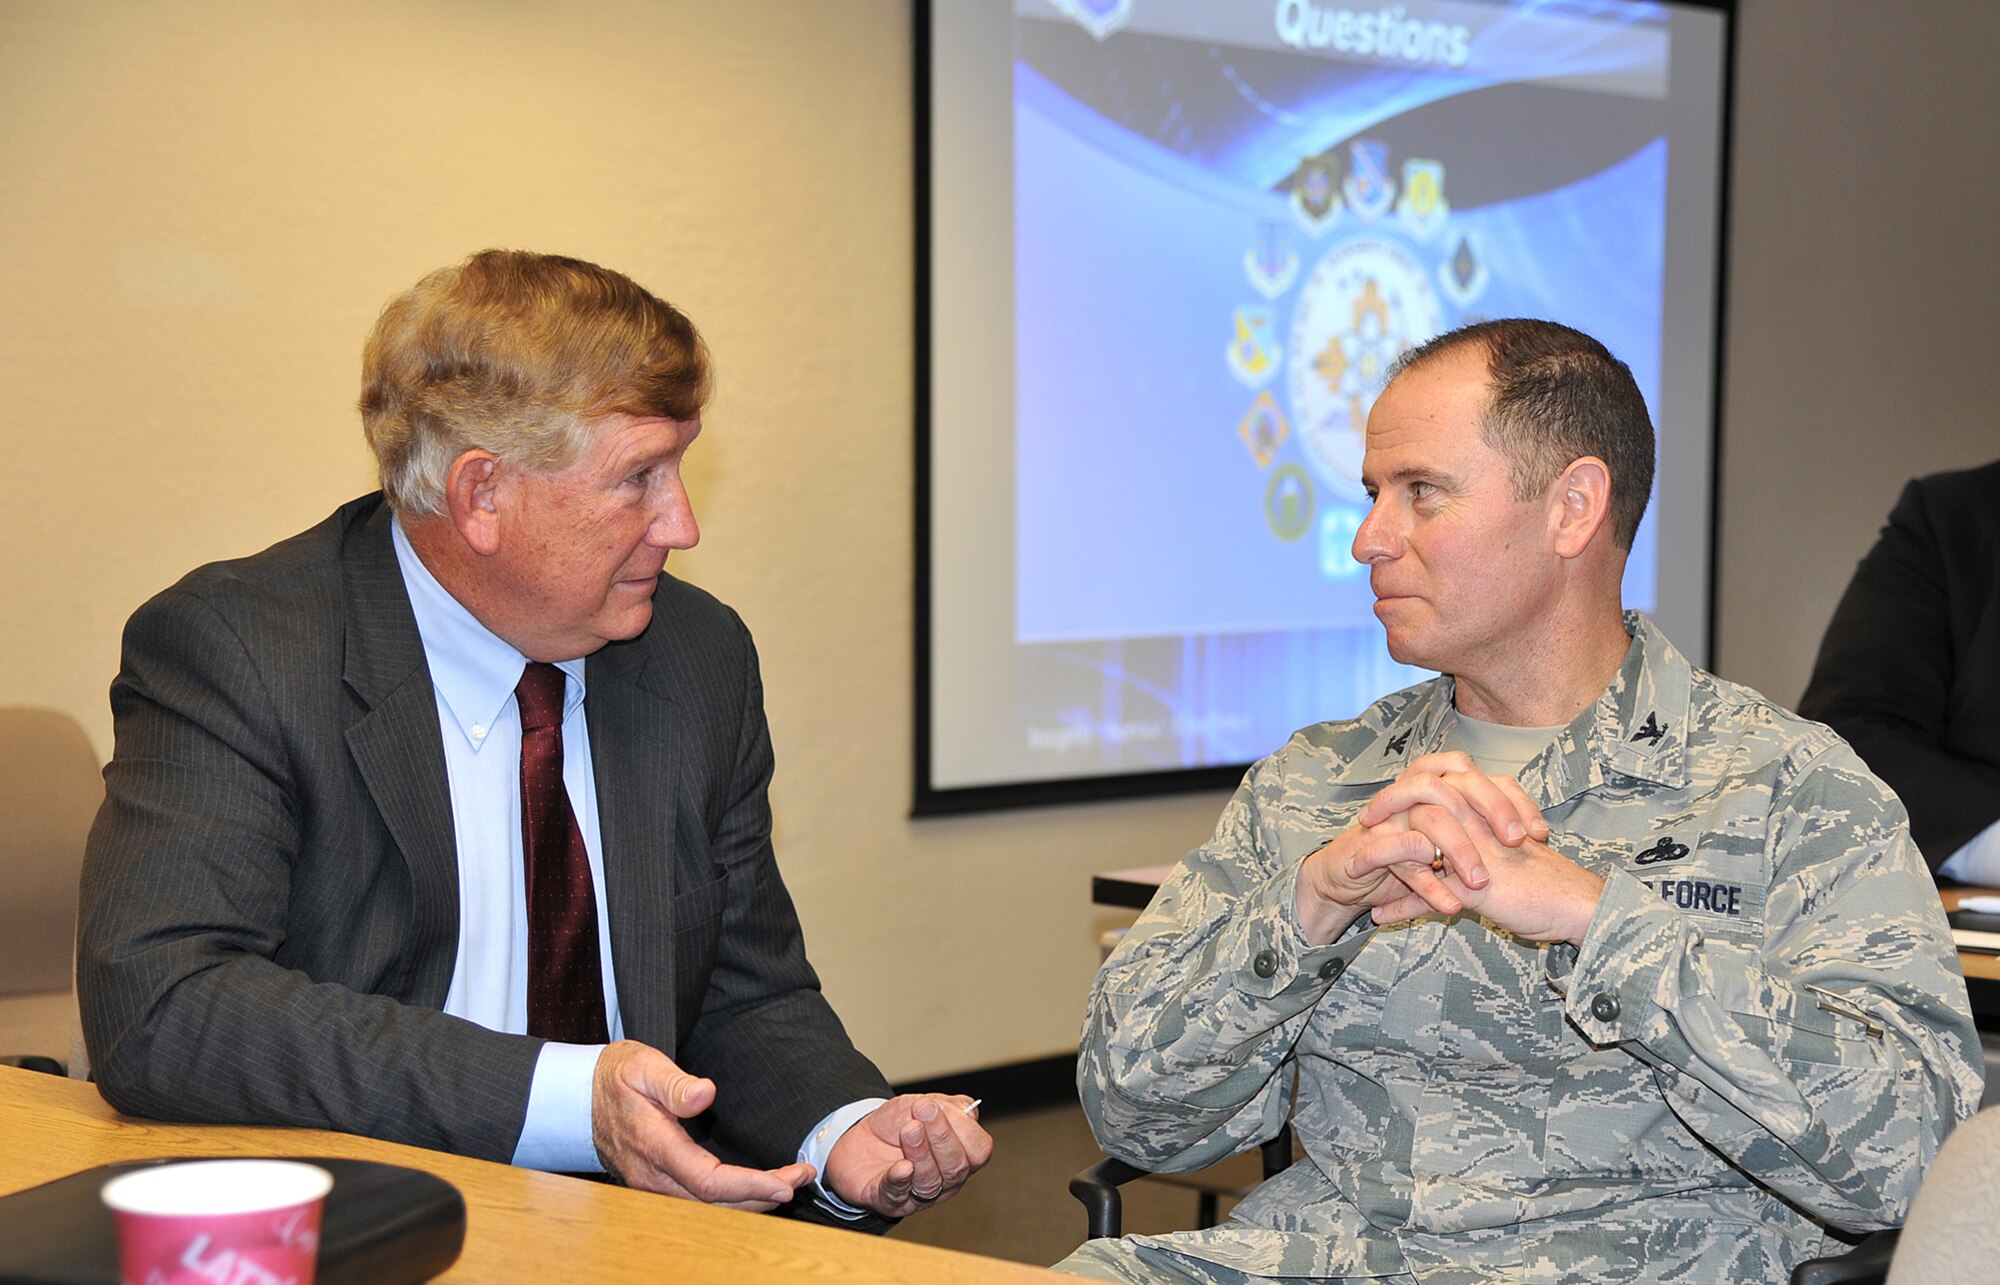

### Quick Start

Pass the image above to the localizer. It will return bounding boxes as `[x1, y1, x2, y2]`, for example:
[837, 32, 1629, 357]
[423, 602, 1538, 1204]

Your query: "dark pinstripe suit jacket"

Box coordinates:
[77, 494, 891, 1174]
[1801, 460, 2000, 872]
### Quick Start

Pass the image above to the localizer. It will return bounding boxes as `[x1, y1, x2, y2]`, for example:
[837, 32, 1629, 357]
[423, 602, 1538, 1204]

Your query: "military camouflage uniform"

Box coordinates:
[1064, 615, 1981, 1283]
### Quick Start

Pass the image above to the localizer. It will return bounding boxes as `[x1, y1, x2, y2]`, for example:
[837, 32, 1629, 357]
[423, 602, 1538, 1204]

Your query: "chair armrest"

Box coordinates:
[1258, 1127, 1293, 1178]
[1068, 1126, 1294, 1241]
[1068, 1156, 1148, 1240]
[0, 1055, 65, 1077]
[1789, 1228, 1898, 1285]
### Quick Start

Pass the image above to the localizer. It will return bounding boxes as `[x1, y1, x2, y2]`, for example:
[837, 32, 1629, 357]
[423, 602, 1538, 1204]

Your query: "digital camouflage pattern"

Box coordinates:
[1066, 615, 1982, 1284]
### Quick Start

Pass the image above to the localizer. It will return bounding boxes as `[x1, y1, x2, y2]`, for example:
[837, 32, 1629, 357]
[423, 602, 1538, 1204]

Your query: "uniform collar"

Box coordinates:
[1332, 611, 1693, 804]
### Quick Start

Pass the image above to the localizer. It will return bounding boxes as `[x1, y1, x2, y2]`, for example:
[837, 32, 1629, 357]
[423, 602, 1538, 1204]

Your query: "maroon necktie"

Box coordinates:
[516, 662, 609, 1044]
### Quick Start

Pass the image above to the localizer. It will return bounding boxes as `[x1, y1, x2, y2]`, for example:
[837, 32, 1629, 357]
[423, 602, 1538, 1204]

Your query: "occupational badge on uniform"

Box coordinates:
[1237, 391, 1289, 468]
[1226, 306, 1282, 389]
[1341, 140, 1396, 222]
[1265, 463, 1315, 542]
[1395, 160, 1449, 242]
[1633, 834, 1691, 865]
[1244, 221, 1300, 299]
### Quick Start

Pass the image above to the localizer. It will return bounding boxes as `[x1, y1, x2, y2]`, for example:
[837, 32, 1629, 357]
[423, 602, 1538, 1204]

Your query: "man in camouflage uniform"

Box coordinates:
[1059, 320, 1982, 1283]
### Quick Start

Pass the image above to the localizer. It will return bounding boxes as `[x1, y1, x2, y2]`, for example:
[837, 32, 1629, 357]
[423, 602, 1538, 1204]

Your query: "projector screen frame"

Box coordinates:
[913, 0, 1737, 817]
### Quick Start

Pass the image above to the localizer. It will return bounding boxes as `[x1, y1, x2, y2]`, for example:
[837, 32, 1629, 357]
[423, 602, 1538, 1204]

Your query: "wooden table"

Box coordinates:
[1942, 886, 2000, 1024]
[0, 1067, 1060, 1284]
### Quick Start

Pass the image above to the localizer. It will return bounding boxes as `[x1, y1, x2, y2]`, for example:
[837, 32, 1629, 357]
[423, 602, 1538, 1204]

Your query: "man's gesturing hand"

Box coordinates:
[824, 1095, 993, 1217]
[591, 1040, 815, 1210]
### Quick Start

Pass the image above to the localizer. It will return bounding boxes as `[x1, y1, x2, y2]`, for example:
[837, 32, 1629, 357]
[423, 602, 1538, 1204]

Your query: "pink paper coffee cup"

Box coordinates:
[101, 1159, 334, 1285]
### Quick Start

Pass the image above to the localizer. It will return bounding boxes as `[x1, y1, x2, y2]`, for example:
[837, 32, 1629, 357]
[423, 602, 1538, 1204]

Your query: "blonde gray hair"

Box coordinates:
[359, 250, 711, 516]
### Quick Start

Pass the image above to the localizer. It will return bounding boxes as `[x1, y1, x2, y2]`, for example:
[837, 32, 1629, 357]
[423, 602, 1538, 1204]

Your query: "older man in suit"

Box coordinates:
[77, 249, 989, 1224]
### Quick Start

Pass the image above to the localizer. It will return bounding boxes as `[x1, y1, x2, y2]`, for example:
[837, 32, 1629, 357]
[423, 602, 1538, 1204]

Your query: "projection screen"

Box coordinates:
[917, 0, 1732, 812]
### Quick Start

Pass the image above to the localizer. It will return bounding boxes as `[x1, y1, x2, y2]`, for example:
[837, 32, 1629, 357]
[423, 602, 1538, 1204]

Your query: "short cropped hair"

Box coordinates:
[1389, 319, 1655, 548]
[360, 249, 711, 516]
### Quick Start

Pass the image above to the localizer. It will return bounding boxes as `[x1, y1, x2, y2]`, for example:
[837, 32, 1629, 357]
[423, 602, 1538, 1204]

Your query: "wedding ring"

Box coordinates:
[911, 1183, 944, 1202]
[1430, 848, 1448, 876]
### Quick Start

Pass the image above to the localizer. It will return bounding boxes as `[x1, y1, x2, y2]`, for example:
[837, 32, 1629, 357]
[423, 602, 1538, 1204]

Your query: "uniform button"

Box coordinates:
[1318, 957, 1346, 983]
[1589, 993, 1620, 1022]
[1252, 950, 1278, 978]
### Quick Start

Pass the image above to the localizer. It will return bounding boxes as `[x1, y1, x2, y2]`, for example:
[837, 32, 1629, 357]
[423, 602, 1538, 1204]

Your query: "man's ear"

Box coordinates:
[443, 450, 504, 557]
[1551, 456, 1613, 559]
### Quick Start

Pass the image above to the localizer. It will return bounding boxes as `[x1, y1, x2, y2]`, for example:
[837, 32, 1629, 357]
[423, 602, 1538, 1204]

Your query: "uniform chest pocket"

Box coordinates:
[1632, 869, 1766, 943]
[1566, 829, 1767, 939]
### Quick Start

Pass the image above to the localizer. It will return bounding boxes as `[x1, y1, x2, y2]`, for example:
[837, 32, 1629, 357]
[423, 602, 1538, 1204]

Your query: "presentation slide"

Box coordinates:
[922, 0, 1727, 805]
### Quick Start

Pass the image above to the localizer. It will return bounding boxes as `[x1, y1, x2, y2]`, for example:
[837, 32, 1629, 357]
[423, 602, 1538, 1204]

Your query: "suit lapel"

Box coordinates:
[587, 639, 681, 1055]
[338, 501, 461, 1005]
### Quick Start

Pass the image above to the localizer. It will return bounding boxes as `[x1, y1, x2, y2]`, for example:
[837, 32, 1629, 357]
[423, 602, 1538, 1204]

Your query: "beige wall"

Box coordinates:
[0, 0, 1223, 1084]
[2, 0, 1993, 1082]
[1718, 0, 2000, 704]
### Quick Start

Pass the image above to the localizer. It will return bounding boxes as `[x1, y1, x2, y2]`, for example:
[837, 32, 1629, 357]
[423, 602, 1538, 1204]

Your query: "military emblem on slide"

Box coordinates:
[1318, 503, 1366, 579]
[1046, 0, 1132, 41]
[1289, 154, 1343, 237]
[1396, 159, 1450, 242]
[1439, 230, 1490, 308]
[1265, 464, 1315, 542]
[1244, 221, 1301, 299]
[1227, 306, 1282, 389]
[1237, 392, 1289, 468]
[1287, 237, 1443, 487]
[1341, 140, 1397, 221]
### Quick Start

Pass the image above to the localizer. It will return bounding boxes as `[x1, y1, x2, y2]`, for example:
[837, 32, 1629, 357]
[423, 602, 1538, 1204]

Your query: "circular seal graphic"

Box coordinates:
[1286, 236, 1444, 488]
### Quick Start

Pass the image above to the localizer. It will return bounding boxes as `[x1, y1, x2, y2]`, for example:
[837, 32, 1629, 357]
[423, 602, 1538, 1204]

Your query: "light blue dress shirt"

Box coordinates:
[389, 520, 878, 1199]
[391, 519, 616, 1170]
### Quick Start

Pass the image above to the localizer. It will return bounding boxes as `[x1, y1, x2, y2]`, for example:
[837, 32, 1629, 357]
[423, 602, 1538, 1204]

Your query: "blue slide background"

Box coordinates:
[991, 6, 1675, 778]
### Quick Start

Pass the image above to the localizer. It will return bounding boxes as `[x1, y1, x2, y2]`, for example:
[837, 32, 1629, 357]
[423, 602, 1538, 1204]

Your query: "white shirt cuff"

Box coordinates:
[798, 1097, 888, 1219]
[1939, 817, 2000, 885]
[510, 1042, 609, 1172]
